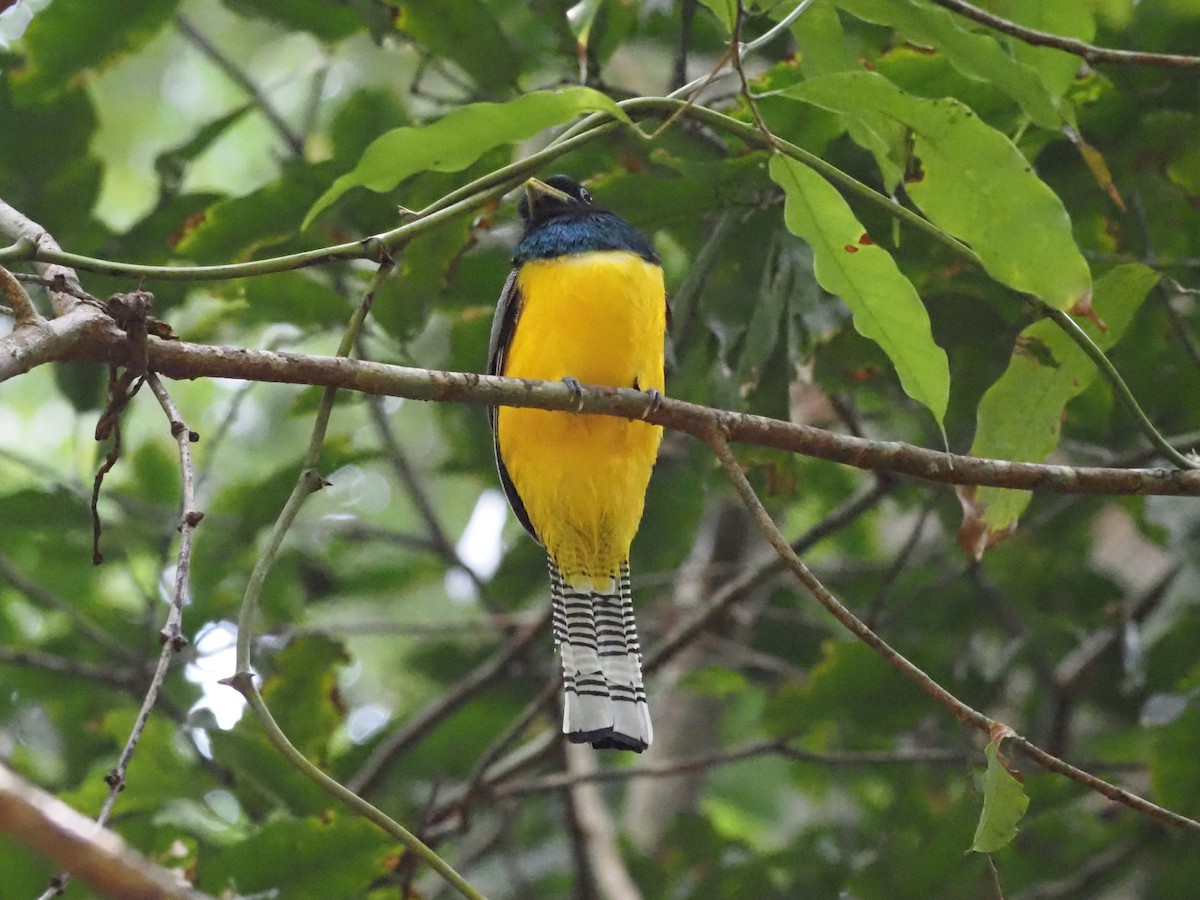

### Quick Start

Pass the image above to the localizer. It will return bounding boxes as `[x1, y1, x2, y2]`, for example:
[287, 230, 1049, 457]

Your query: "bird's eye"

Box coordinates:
[579, 188, 593, 203]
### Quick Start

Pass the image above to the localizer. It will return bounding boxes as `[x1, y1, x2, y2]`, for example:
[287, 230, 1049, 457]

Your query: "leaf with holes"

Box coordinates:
[782, 71, 1091, 309]
[964, 263, 1159, 548]
[770, 155, 948, 427]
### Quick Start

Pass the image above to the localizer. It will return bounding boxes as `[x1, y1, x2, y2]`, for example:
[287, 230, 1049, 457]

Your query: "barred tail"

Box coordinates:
[550, 560, 652, 752]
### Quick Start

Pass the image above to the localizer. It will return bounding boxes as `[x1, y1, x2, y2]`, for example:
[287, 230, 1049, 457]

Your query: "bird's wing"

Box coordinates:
[487, 267, 539, 543]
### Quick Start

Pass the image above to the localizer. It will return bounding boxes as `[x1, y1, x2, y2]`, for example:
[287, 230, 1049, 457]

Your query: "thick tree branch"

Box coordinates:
[0, 766, 212, 900]
[5, 313, 1192, 495]
[0, 263, 43, 324]
[2, 308, 1196, 497]
[927, 0, 1200, 68]
[0, 199, 87, 316]
[141, 341, 1200, 496]
[500, 741, 968, 798]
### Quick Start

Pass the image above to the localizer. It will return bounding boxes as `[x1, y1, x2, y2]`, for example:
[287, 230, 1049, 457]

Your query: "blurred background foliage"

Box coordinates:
[2, 0, 1200, 897]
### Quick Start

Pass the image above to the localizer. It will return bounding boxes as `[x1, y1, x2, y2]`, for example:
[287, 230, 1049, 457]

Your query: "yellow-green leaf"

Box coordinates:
[969, 263, 1159, 534]
[769, 155, 949, 427]
[833, 0, 1063, 129]
[971, 739, 1030, 853]
[303, 88, 631, 228]
[696, 0, 737, 31]
[782, 71, 1091, 309]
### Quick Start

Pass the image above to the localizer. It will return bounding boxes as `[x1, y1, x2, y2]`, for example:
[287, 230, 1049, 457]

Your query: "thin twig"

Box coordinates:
[0, 551, 139, 662]
[731, 2, 777, 150]
[349, 611, 549, 796]
[225, 676, 486, 900]
[11, 271, 101, 307]
[1037, 302, 1198, 470]
[222, 259, 486, 898]
[926, 0, 1200, 68]
[0, 263, 43, 325]
[704, 426, 1200, 835]
[134, 347, 1200, 498]
[1157, 278, 1200, 373]
[175, 14, 305, 155]
[364, 392, 486, 593]
[145, 373, 203, 648]
[0, 647, 140, 690]
[39, 374, 206, 898]
[497, 741, 968, 797]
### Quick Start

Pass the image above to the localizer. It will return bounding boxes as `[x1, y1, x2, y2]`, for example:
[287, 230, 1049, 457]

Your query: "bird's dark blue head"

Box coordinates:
[514, 175, 660, 266]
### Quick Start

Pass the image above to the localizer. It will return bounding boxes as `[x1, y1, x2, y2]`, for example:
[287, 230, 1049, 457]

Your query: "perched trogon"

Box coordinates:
[487, 175, 666, 752]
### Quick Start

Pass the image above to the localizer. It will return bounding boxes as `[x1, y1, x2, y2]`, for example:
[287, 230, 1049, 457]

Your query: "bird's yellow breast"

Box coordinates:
[497, 251, 666, 581]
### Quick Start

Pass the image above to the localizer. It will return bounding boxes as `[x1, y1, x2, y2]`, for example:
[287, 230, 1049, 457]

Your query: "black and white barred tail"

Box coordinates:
[549, 560, 652, 752]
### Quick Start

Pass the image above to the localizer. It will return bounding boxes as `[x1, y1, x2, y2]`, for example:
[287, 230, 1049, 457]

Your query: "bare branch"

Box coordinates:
[927, 0, 1200, 68]
[145, 373, 203, 649]
[0, 766, 212, 900]
[137, 341, 1200, 496]
[0, 646, 140, 691]
[704, 426, 1200, 835]
[0, 198, 88, 316]
[0, 551, 139, 662]
[175, 14, 305, 156]
[562, 743, 642, 900]
[0, 263, 43, 325]
[349, 612, 550, 796]
[499, 741, 968, 798]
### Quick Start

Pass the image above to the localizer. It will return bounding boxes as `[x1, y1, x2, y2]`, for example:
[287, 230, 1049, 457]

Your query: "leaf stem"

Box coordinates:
[1038, 302, 1198, 469]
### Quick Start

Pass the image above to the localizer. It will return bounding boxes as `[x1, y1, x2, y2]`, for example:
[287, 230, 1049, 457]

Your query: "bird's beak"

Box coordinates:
[523, 177, 574, 207]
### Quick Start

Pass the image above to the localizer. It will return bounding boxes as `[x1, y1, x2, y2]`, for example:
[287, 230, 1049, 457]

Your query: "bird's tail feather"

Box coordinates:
[550, 560, 651, 752]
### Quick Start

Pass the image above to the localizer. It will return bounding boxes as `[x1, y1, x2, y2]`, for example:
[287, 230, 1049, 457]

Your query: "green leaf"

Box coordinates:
[971, 739, 1029, 852]
[1151, 699, 1200, 818]
[395, 0, 520, 90]
[175, 162, 337, 263]
[782, 71, 1092, 308]
[234, 271, 354, 329]
[769, 154, 949, 426]
[195, 813, 398, 897]
[696, 0, 737, 31]
[303, 88, 632, 228]
[1000, 0, 1095, 99]
[221, 0, 361, 41]
[260, 634, 350, 764]
[834, 0, 1063, 128]
[969, 263, 1159, 532]
[12, 0, 181, 102]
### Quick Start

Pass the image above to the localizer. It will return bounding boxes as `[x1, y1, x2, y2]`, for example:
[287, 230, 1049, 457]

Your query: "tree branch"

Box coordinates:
[927, 0, 1200, 68]
[348, 611, 550, 797]
[704, 426, 1200, 835]
[175, 14, 305, 156]
[0, 766, 212, 900]
[0, 199, 87, 316]
[0, 263, 43, 325]
[139, 341, 1200, 496]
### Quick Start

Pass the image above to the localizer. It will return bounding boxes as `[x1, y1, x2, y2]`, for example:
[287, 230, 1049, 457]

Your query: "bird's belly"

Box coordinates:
[498, 252, 666, 580]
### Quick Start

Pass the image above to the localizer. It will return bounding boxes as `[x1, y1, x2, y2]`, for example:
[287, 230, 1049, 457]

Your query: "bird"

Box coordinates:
[486, 174, 666, 752]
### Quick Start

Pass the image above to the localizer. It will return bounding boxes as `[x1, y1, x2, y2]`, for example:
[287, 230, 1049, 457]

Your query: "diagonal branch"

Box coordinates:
[141, 341, 1200, 496]
[927, 0, 1200, 68]
[0, 766, 213, 900]
[703, 425, 1200, 836]
[176, 14, 305, 156]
